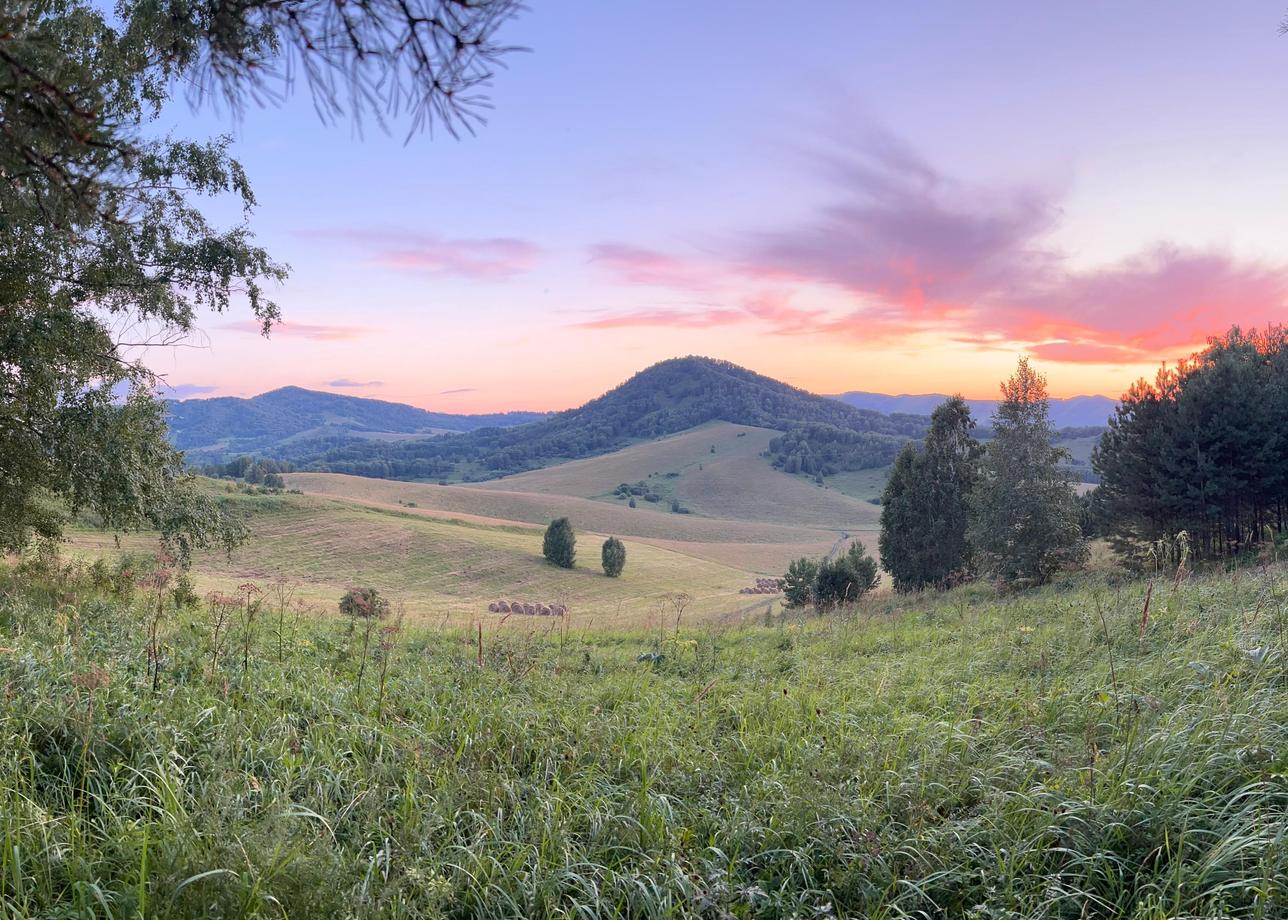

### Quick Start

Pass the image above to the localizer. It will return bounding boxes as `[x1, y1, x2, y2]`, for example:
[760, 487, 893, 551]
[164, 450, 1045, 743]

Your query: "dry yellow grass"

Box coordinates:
[68, 429, 890, 630]
[67, 493, 764, 628]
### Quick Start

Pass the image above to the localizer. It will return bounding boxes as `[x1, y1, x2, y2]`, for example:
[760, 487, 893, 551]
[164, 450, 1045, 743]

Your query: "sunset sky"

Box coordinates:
[149, 1, 1288, 413]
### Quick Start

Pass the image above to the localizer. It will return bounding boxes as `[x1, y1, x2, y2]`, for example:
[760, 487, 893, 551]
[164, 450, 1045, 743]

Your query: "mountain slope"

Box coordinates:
[291, 357, 930, 481]
[166, 386, 546, 463]
[832, 391, 1117, 428]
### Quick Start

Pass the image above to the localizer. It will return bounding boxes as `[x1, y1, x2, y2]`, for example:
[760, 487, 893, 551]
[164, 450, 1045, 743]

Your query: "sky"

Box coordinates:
[147, 1, 1288, 412]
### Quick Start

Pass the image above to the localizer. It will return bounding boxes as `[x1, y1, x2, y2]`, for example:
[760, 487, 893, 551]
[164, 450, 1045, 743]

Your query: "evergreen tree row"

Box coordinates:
[879, 359, 1086, 591]
[1092, 326, 1288, 564]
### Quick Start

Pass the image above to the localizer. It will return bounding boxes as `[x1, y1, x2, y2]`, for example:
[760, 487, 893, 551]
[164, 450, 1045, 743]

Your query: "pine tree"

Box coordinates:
[782, 557, 819, 608]
[879, 397, 980, 592]
[1093, 326, 1288, 563]
[601, 537, 626, 577]
[970, 358, 1086, 585]
[878, 445, 927, 591]
[542, 518, 577, 569]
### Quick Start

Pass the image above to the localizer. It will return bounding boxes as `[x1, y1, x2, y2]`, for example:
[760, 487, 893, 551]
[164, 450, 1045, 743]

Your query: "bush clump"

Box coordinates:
[339, 586, 389, 618]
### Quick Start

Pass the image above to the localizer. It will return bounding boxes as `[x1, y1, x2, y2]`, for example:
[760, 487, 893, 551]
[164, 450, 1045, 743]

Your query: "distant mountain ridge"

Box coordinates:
[280, 357, 931, 482]
[831, 391, 1117, 428]
[166, 386, 547, 464]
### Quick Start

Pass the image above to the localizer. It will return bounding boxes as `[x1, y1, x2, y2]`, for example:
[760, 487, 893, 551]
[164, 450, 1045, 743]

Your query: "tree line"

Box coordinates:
[874, 326, 1288, 595]
[1092, 326, 1288, 565]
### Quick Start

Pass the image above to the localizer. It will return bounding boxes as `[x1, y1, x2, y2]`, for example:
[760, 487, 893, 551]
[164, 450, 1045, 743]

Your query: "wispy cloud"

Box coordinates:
[439, 387, 477, 395]
[576, 129, 1288, 365]
[573, 291, 823, 333]
[303, 228, 540, 279]
[327, 378, 383, 388]
[222, 320, 378, 341]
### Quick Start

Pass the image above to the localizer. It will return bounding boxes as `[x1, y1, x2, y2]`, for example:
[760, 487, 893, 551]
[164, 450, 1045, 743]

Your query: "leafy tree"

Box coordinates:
[969, 358, 1086, 585]
[543, 518, 576, 569]
[0, 0, 521, 559]
[879, 397, 980, 592]
[601, 537, 626, 577]
[813, 541, 880, 610]
[782, 557, 819, 608]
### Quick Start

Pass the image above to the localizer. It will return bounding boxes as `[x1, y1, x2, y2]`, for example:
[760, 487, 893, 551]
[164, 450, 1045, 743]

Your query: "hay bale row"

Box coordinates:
[739, 577, 783, 595]
[487, 600, 567, 617]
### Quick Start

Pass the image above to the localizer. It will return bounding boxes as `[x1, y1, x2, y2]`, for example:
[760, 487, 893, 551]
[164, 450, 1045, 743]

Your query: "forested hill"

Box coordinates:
[166, 386, 547, 464]
[285, 357, 932, 481]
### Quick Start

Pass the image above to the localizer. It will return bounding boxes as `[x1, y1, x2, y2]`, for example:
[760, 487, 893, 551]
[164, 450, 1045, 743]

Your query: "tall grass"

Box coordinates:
[0, 555, 1286, 917]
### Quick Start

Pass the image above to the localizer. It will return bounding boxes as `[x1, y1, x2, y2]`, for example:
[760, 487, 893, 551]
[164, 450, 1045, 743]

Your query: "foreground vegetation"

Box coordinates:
[2, 552, 1287, 918]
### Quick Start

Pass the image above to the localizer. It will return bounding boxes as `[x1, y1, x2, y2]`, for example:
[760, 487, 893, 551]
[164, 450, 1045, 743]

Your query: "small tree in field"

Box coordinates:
[543, 518, 576, 569]
[782, 557, 818, 608]
[970, 358, 1087, 585]
[601, 537, 626, 577]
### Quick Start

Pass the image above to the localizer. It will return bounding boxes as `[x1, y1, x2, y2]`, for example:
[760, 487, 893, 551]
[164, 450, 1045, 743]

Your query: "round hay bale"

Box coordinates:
[488, 602, 499, 612]
[538, 604, 551, 616]
[497, 601, 510, 613]
[552, 604, 566, 617]
[523, 603, 536, 616]
[510, 600, 523, 613]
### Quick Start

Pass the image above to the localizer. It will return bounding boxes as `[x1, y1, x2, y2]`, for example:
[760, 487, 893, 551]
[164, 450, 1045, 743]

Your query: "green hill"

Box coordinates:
[291, 356, 929, 481]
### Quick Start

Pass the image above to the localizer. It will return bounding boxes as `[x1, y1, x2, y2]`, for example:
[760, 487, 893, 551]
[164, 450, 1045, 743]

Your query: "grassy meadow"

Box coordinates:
[2, 551, 1288, 917]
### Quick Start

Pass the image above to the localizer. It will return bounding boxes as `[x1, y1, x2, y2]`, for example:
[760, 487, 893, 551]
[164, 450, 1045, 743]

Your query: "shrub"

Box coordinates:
[601, 537, 626, 577]
[814, 542, 879, 610]
[339, 586, 389, 619]
[543, 518, 576, 569]
[171, 574, 200, 609]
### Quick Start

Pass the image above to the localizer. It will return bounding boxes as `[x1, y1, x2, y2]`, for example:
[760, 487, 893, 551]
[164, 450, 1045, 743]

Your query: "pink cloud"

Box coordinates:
[573, 291, 824, 333]
[576, 132, 1288, 366]
[223, 320, 377, 341]
[302, 228, 539, 278]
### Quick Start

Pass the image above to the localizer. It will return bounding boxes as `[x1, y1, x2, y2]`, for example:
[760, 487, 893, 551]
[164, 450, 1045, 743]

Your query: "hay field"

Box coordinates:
[68, 492, 762, 628]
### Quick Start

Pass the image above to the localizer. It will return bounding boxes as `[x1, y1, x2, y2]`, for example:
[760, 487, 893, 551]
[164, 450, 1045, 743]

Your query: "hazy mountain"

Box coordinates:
[166, 386, 547, 464]
[832, 391, 1118, 428]
[290, 357, 931, 481]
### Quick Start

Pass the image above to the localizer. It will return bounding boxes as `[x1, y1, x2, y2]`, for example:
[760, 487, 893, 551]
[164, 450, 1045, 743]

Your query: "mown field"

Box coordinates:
[2, 554, 1287, 917]
[67, 491, 765, 629]
[284, 424, 881, 585]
